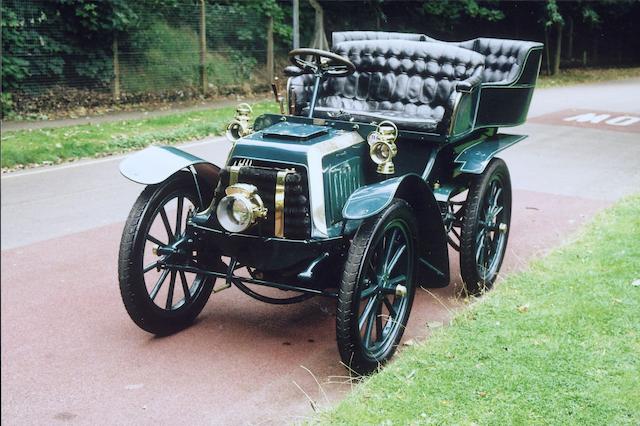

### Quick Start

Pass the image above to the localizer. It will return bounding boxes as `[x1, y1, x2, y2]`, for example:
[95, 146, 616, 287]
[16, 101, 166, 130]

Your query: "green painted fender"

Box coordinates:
[454, 133, 526, 174]
[120, 145, 220, 184]
[342, 173, 450, 287]
[119, 145, 221, 203]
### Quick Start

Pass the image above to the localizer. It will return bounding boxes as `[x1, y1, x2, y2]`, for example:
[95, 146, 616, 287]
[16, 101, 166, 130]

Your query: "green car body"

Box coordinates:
[117, 31, 542, 374]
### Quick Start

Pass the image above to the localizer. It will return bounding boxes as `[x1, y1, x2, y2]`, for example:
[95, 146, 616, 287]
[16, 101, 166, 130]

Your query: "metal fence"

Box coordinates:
[6, 1, 639, 116]
[3, 0, 292, 113]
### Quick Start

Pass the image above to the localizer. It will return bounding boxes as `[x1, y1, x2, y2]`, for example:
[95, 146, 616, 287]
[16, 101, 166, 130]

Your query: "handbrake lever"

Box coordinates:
[271, 77, 285, 114]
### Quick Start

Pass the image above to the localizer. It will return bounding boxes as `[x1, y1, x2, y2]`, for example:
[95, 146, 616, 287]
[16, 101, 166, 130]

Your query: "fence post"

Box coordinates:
[199, 0, 207, 94]
[112, 34, 120, 101]
[293, 0, 300, 49]
[308, 0, 329, 50]
[267, 16, 274, 83]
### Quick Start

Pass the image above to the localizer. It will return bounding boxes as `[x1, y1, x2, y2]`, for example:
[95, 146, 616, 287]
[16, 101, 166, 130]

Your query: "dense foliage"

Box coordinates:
[2, 0, 639, 116]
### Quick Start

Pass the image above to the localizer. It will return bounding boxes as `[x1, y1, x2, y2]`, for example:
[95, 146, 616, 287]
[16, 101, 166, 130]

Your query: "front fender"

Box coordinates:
[120, 145, 221, 206]
[342, 175, 412, 220]
[343, 174, 450, 287]
[120, 145, 220, 184]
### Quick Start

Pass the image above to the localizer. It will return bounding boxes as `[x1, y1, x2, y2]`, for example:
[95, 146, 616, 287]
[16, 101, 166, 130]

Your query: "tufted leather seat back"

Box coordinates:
[332, 31, 435, 46]
[331, 32, 541, 85]
[306, 40, 485, 132]
[455, 38, 542, 84]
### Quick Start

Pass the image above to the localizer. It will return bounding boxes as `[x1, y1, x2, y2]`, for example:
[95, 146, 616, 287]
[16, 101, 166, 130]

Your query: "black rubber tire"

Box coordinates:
[118, 173, 216, 335]
[460, 158, 512, 296]
[336, 199, 418, 375]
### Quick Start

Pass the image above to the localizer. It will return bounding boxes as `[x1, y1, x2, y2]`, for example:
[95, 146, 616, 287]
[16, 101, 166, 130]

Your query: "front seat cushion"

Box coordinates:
[295, 40, 485, 133]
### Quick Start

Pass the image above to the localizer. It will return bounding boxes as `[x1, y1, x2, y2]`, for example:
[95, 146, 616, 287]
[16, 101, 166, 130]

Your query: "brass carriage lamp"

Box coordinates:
[216, 183, 267, 233]
[226, 103, 253, 142]
[367, 120, 399, 175]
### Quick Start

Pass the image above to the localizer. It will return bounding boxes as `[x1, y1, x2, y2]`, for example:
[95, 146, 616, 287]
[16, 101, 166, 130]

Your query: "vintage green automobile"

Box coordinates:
[118, 31, 543, 374]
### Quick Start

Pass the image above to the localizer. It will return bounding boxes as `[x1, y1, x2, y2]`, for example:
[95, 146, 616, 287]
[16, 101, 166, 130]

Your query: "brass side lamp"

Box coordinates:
[367, 120, 399, 175]
[226, 103, 253, 142]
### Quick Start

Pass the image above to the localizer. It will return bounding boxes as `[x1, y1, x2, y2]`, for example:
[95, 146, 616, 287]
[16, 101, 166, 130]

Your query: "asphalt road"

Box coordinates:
[2, 79, 639, 425]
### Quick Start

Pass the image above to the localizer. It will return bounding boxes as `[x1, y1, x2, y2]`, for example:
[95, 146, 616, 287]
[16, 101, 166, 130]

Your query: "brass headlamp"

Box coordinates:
[226, 103, 253, 142]
[367, 120, 399, 175]
[216, 183, 267, 233]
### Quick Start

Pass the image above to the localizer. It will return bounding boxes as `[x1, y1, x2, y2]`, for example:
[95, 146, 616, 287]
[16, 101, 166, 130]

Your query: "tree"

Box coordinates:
[420, 0, 505, 34]
[543, 0, 564, 75]
[308, 0, 329, 50]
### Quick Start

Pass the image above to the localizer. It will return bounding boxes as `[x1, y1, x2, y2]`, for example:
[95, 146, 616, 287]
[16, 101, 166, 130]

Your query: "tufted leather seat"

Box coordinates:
[332, 31, 435, 46]
[330, 32, 541, 85]
[294, 40, 485, 132]
[455, 38, 542, 84]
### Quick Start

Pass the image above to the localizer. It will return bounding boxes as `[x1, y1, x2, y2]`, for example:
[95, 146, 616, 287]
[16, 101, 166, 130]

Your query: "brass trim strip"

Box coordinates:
[274, 170, 289, 238]
[229, 165, 241, 186]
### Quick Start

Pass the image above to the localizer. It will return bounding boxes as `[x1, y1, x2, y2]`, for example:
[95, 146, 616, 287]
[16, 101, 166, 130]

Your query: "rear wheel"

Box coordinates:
[337, 199, 417, 375]
[118, 173, 220, 335]
[460, 158, 512, 295]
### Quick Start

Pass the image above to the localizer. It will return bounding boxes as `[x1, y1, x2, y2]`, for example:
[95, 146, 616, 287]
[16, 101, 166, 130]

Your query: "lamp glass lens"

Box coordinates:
[378, 144, 390, 159]
[231, 198, 251, 224]
[216, 195, 253, 232]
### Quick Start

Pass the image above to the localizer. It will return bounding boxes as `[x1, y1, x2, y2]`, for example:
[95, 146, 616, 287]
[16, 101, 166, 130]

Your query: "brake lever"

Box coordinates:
[271, 77, 285, 114]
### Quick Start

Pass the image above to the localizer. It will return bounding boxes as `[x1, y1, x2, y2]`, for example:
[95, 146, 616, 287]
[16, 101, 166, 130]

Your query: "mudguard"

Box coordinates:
[120, 145, 221, 203]
[343, 174, 450, 287]
[454, 133, 526, 174]
[120, 145, 220, 184]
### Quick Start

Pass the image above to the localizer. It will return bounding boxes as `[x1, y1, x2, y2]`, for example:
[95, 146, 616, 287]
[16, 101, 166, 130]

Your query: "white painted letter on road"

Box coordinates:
[531, 109, 640, 133]
[605, 116, 640, 126]
[564, 113, 610, 123]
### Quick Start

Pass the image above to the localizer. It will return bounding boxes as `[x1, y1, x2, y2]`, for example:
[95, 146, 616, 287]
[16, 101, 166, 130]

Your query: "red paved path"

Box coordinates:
[1, 190, 607, 425]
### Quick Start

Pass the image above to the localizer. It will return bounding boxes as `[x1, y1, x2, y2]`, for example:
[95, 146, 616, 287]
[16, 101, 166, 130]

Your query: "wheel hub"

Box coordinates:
[395, 285, 407, 297]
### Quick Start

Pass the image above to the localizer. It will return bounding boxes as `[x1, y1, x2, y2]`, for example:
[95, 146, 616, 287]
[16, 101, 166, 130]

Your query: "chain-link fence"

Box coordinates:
[4, 1, 640, 117]
[2, 0, 293, 115]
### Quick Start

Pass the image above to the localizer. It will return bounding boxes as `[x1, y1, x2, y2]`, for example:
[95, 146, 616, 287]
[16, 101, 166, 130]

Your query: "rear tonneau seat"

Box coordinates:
[331, 31, 543, 86]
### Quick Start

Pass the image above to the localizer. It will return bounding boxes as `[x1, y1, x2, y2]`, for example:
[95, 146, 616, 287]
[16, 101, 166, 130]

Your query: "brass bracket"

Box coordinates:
[229, 165, 241, 186]
[228, 158, 252, 186]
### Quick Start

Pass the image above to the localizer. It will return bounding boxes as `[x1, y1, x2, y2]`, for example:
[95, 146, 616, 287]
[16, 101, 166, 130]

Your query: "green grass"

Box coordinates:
[321, 195, 640, 425]
[538, 66, 640, 88]
[0, 101, 278, 169]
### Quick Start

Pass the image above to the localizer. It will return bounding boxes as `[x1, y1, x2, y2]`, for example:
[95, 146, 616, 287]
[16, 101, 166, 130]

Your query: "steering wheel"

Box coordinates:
[288, 48, 355, 77]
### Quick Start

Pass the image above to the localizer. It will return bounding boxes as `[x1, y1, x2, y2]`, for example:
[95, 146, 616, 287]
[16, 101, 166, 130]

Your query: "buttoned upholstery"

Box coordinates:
[291, 40, 485, 132]
[455, 38, 542, 84]
[332, 31, 435, 46]
[329, 32, 540, 85]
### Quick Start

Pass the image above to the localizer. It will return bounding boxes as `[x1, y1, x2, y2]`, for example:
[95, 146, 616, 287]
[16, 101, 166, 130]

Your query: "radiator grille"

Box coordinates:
[326, 157, 362, 225]
[215, 160, 311, 239]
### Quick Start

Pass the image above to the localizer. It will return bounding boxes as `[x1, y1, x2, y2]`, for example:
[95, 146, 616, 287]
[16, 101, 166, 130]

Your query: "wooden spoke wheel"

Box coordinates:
[337, 199, 417, 375]
[118, 173, 220, 335]
[460, 158, 512, 295]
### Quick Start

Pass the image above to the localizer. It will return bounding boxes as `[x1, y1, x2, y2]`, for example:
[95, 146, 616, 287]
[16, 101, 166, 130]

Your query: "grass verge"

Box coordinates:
[321, 195, 640, 425]
[538, 66, 640, 88]
[0, 101, 278, 170]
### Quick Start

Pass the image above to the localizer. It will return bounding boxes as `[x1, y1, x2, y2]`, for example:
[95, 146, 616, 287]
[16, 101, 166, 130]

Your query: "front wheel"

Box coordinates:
[336, 199, 418, 375]
[460, 158, 512, 295]
[118, 173, 219, 335]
